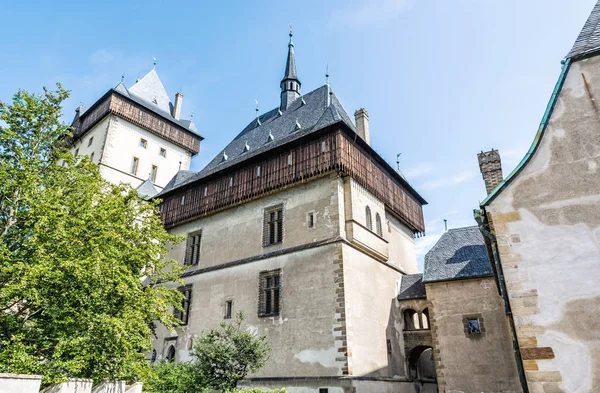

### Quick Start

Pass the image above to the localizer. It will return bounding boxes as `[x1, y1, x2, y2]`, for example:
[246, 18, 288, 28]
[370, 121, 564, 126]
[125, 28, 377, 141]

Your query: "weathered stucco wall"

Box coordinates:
[166, 174, 341, 270]
[426, 279, 521, 393]
[487, 56, 600, 393]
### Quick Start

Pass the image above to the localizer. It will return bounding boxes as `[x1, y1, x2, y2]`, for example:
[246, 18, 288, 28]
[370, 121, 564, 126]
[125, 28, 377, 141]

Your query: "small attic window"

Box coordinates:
[267, 132, 274, 142]
[321, 141, 326, 153]
[243, 142, 250, 153]
[294, 120, 301, 130]
[152, 97, 158, 104]
[277, 109, 283, 117]
[221, 152, 228, 162]
[301, 97, 306, 106]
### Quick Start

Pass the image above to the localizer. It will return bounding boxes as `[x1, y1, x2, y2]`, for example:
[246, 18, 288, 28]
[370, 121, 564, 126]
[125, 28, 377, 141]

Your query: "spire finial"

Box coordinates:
[325, 64, 330, 85]
[289, 24, 293, 46]
[153, 56, 157, 67]
[121, 73, 125, 83]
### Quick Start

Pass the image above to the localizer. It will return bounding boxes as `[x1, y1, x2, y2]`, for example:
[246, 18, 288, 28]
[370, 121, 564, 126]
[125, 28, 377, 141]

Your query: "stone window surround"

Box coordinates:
[258, 269, 282, 317]
[262, 204, 284, 247]
[463, 314, 486, 337]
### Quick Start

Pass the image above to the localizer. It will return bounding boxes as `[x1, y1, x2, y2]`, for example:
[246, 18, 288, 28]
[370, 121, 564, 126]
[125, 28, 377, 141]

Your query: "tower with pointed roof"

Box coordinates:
[280, 28, 301, 110]
[150, 31, 429, 393]
[66, 67, 203, 198]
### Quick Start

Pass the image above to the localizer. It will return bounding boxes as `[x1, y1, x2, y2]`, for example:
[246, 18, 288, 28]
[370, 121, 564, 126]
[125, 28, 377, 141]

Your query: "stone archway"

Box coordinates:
[407, 345, 436, 382]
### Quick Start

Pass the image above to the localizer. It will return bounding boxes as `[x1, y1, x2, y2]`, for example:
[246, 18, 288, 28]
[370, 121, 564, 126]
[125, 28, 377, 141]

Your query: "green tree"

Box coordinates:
[191, 312, 270, 393]
[0, 85, 184, 383]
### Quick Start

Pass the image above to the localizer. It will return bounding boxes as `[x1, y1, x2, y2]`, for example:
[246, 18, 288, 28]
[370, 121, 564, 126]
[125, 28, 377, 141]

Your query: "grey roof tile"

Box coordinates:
[423, 226, 493, 283]
[128, 69, 172, 114]
[159, 170, 198, 195]
[398, 274, 426, 300]
[567, 0, 600, 59]
[155, 84, 354, 196]
[136, 178, 159, 200]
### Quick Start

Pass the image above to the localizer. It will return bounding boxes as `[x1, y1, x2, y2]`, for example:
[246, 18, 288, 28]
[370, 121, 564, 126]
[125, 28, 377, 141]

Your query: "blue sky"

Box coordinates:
[1, 0, 596, 268]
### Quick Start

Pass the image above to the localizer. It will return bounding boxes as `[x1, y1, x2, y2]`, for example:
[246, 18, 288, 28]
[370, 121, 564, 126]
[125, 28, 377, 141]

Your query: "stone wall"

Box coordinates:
[485, 55, 600, 392]
[425, 279, 521, 393]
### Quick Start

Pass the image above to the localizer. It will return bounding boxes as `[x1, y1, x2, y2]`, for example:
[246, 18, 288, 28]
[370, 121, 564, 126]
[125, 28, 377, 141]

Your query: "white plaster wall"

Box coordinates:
[101, 116, 191, 189]
[0, 374, 41, 393]
[342, 244, 404, 378]
[64, 116, 110, 166]
[387, 213, 418, 274]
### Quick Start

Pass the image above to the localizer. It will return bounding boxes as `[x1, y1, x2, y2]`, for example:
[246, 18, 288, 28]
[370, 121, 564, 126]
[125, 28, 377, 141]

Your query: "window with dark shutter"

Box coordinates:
[365, 206, 373, 230]
[258, 269, 281, 317]
[263, 205, 283, 247]
[174, 285, 192, 325]
[184, 231, 202, 266]
[375, 213, 383, 236]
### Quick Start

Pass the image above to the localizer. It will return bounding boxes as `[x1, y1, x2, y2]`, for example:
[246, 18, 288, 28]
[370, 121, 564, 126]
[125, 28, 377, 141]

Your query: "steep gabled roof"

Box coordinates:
[566, 0, 600, 59]
[398, 274, 426, 300]
[155, 84, 354, 196]
[129, 68, 172, 114]
[136, 178, 159, 199]
[423, 226, 493, 283]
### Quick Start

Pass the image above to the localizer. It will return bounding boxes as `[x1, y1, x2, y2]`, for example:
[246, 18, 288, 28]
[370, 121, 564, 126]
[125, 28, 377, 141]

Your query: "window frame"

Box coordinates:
[184, 230, 202, 266]
[263, 204, 284, 247]
[375, 212, 383, 236]
[130, 157, 139, 176]
[88, 136, 94, 147]
[258, 269, 281, 317]
[365, 206, 373, 231]
[174, 284, 193, 326]
[140, 138, 148, 149]
[159, 147, 167, 157]
[463, 314, 485, 337]
[151, 165, 158, 182]
[224, 300, 233, 319]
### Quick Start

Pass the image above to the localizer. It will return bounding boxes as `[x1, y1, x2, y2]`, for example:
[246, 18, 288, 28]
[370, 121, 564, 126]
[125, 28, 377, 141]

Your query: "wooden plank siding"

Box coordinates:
[160, 130, 425, 234]
[70, 93, 200, 154]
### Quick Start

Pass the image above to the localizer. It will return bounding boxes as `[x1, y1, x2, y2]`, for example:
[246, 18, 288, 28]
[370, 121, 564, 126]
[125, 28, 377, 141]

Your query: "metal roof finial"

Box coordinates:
[153, 56, 157, 67]
[121, 73, 125, 83]
[289, 24, 293, 46]
[325, 64, 329, 85]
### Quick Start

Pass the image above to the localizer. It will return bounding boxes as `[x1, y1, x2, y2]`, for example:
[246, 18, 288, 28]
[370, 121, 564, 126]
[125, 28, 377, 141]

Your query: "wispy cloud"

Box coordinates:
[329, 0, 415, 28]
[89, 49, 120, 66]
[404, 163, 436, 180]
[419, 170, 476, 191]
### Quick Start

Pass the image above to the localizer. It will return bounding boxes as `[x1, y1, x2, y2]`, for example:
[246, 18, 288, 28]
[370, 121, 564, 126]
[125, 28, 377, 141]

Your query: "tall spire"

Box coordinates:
[280, 25, 301, 111]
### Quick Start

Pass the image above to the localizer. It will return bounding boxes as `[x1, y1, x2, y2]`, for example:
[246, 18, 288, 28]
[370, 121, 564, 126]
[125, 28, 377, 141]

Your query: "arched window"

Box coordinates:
[365, 206, 373, 230]
[421, 308, 430, 330]
[166, 345, 175, 363]
[375, 213, 383, 236]
[403, 309, 419, 331]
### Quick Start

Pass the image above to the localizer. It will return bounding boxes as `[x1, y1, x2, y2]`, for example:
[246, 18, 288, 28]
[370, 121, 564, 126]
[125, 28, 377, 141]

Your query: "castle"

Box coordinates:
[67, 2, 600, 392]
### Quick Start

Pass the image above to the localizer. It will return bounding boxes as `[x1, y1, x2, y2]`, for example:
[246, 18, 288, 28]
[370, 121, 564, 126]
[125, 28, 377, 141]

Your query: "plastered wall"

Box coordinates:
[487, 55, 600, 393]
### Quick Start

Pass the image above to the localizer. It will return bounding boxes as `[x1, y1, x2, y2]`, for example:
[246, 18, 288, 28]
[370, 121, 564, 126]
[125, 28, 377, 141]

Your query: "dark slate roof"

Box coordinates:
[567, 0, 600, 59]
[159, 170, 198, 195]
[283, 41, 298, 81]
[423, 226, 493, 283]
[155, 84, 354, 196]
[398, 274, 426, 300]
[136, 178, 159, 200]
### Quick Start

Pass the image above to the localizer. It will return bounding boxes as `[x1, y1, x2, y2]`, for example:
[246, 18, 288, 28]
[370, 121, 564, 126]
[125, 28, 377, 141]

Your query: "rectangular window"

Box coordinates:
[151, 165, 158, 182]
[130, 157, 139, 175]
[140, 138, 148, 148]
[204, 187, 208, 197]
[463, 314, 485, 337]
[263, 205, 283, 246]
[259, 269, 281, 317]
[90, 152, 95, 162]
[159, 147, 167, 157]
[181, 195, 185, 205]
[184, 231, 201, 266]
[224, 300, 233, 319]
[257, 166, 261, 177]
[287, 153, 292, 166]
[174, 285, 192, 325]
[467, 318, 481, 334]
[321, 141, 326, 152]
[319, 388, 328, 393]
[308, 212, 314, 228]
[88, 136, 94, 147]
[229, 176, 233, 187]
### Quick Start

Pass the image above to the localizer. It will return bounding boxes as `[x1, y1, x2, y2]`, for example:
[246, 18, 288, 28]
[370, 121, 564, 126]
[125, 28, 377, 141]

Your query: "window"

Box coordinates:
[319, 389, 328, 393]
[151, 349, 157, 363]
[184, 231, 201, 266]
[257, 166, 261, 177]
[165, 345, 175, 362]
[229, 176, 233, 187]
[74, 148, 79, 158]
[365, 206, 373, 230]
[403, 309, 419, 331]
[140, 138, 148, 148]
[90, 152, 95, 162]
[224, 300, 233, 319]
[204, 187, 208, 197]
[87, 136, 94, 147]
[321, 141, 326, 152]
[263, 205, 283, 246]
[130, 157, 139, 175]
[463, 315, 485, 337]
[181, 195, 185, 205]
[159, 147, 167, 157]
[422, 308, 430, 330]
[307, 212, 315, 228]
[151, 165, 158, 182]
[287, 153, 292, 166]
[387, 339, 392, 354]
[375, 213, 383, 236]
[259, 269, 281, 317]
[174, 285, 192, 325]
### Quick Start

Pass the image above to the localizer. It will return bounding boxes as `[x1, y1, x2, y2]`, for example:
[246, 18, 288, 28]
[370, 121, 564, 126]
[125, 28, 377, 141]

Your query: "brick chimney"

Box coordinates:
[477, 149, 503, 195]
[354, 108, 370, 145]
[173, 92, 183, 120]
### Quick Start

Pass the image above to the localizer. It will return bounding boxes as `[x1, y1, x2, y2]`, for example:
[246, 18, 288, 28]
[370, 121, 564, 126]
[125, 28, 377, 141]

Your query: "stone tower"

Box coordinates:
[477, 149, 503, 195]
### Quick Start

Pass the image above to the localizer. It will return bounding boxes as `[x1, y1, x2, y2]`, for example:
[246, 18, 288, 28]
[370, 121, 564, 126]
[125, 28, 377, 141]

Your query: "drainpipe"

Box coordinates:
[474, 208, 529, 393]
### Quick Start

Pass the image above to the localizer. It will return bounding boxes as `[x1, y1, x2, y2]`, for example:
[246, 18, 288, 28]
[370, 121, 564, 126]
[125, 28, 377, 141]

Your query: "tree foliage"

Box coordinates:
[191, 312, 270, 393]
[0, 85, 184, 383]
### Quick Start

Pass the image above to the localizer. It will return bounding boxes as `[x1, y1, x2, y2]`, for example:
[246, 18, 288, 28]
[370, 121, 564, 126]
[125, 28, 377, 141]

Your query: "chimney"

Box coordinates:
[173, 92, 183, 120]
[354, 108, 370, 145]
[477, 149, 503, 195]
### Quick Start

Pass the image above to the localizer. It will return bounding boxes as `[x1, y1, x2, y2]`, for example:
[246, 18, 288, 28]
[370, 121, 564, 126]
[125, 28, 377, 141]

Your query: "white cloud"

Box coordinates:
[89, 49, 118, 65]
[419, 170, 476, 190]
[329, 0, 415, 28]
[403, 163, 436, 180]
